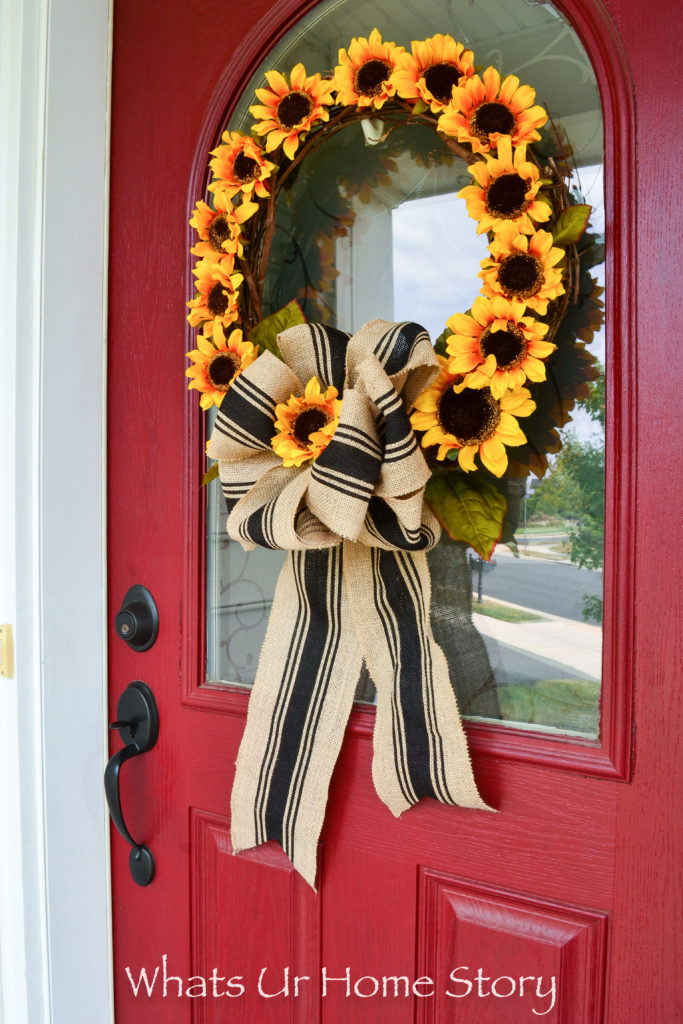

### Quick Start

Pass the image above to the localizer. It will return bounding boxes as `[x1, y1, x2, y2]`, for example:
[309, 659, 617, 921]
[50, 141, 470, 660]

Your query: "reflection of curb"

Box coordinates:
[498, 544, 573, 565]
[473, 597, 547, 624]
[521, 550, 571, 563]
[472, 593, 601, 631]
[472, 593, 545, 615]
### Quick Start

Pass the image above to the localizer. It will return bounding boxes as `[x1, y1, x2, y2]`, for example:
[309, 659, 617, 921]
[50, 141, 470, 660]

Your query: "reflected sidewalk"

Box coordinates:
[472, 599, 601, 680]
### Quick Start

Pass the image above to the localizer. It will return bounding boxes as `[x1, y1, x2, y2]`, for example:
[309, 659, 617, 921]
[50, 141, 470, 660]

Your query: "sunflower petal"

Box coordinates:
[446, 312, 479, 336]
[489, 371, 508, 399]
[522, 355, 547, 382]
[457, 445, 477, 472]
[283, 133, 300, 160]
[471, 295, 494, 326]
[289, 62, 307, 90]
[421, 425, 446, 447]
[265, 130, 286, 152]
[448, 350, 481, 374]
[481, 65, 500, 99]
[264, 69, 290, 96]
[497, 74, 520, 107]
[528, 338, 555, 359]
[479, 437, 508, 476]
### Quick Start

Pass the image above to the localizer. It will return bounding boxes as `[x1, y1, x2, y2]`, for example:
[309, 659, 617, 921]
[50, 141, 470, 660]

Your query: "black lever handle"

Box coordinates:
[104, 680, 159, 886]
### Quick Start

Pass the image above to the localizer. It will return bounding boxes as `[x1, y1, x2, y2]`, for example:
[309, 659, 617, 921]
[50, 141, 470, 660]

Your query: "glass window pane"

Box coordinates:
[205, 0, 605, 740]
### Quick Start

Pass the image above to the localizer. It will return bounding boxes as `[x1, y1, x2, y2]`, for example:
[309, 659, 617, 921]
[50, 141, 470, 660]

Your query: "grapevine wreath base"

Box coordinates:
[185, 30, 603, 885]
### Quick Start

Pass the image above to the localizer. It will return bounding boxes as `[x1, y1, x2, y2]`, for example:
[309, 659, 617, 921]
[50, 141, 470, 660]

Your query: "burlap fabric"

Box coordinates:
[208, 319, 491, 888]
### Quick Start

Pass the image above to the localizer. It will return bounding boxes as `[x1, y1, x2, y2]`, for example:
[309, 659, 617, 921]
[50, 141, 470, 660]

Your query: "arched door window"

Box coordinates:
[205, 0, 606, 740]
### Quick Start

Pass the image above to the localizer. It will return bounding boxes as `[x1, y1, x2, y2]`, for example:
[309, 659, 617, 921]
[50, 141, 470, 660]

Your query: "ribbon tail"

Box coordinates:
[230, 546, 362, 889]
[344, 542, 492, 817]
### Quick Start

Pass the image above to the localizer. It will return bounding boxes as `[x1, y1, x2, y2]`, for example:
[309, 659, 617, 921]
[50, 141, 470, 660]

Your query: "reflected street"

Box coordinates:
[482, 547, 602, 622]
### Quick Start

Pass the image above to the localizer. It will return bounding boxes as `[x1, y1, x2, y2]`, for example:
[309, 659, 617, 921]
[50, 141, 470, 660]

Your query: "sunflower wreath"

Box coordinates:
[187, 28, 601, 558]
[185, 30, 603, 885]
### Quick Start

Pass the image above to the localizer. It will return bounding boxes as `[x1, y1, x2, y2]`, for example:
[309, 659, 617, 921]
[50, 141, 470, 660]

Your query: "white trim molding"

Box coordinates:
[0, 0, 113, 1022]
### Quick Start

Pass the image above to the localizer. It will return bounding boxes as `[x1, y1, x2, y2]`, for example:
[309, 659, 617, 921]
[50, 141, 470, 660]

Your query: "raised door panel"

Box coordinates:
[417, 869, 608, 1023]
[191, 810, 321, 1023]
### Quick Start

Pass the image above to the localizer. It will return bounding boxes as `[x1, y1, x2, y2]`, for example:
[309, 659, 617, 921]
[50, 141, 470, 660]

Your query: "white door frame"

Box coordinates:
[0, 0, 113, 1021]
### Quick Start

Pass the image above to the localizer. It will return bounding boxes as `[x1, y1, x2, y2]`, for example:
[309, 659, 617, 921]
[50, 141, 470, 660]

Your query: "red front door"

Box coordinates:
[107, 1, 680, 1022]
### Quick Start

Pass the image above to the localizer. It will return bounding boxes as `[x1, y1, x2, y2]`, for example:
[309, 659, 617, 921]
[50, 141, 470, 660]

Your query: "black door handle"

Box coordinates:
[105, 680, 159, 886]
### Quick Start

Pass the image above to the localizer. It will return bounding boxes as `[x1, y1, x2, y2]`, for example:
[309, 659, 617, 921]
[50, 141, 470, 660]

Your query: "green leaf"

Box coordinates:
[201, 463, 219, 487]
[425, 473, 507, 561]
[247, 300, 306, 360]
[412, 99, 428, 115]
[433, 326, 451, 358]
[552, 204, 592, 246]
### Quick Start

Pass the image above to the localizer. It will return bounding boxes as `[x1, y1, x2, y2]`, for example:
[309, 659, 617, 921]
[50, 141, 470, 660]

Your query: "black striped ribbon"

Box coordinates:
[209, 320, 490, 887]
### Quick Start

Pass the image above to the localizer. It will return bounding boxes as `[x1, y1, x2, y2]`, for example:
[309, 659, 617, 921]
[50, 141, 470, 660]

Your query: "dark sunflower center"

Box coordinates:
[208, 351, 240, 389]
[480, 322, 527, 370]
[276, 91, 314, 130]
[471, 101, 516, 139]
[438, 385, 500, 445]
[355, 58, 392, 96]
[293, 407, 330, 446]
[207, 282, 229, 317]
[486, 173, 529, 217]
[423, 62, 461, 104]
[208, 215, 232, 252]
[498, 253, 544, 299]
[232, 151, 259, 183]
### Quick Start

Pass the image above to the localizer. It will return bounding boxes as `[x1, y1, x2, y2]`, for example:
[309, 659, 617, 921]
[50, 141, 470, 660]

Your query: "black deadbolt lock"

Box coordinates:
[115, 585, 159, 652]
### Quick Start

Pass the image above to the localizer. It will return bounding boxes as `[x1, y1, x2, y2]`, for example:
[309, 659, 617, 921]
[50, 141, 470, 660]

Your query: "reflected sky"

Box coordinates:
[392, 192, 489, 343]
[391, 165, 605, 442]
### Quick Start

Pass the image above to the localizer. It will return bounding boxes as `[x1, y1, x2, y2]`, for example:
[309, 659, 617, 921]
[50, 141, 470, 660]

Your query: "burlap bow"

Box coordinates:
[209, 319, 490, 888]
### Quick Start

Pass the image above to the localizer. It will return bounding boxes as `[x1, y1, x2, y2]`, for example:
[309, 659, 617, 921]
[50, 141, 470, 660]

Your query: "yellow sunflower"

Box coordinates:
[250, 63, 335, 161]
[333, 28, 404, 109]
[410, 355, 535, 476]
[185, 323, 258, 410]
[189, 189, 255, 265]
[209, 132, 275, 200]
[186, 257, 243, 329]
[271, 377, 342, 467]
[458, 136, 550, 234]
[390, 34, 474, 113]
[438, 66, 548, 154]
[479, 223, 565, 314]
[446, 295, 555, 399]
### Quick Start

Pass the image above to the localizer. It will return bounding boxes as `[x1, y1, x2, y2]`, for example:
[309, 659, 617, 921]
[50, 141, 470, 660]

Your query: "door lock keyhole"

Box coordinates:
[114, 585, 159, 652]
